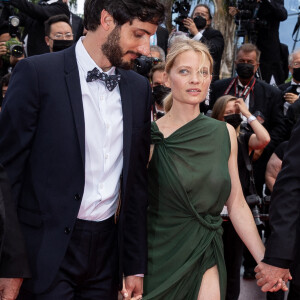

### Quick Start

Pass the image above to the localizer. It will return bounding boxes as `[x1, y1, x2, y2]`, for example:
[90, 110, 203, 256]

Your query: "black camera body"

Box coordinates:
[133, 56, 161, 77]
[172, 0, 191, 32]
[245, 194, 270, 226]
[230, 0, 267, 43]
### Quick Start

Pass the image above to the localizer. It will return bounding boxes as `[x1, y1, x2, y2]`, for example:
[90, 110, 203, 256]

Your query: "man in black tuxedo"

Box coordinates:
[0, 0, 165, 299]
[255, 117, 300, 299]
[278, 48, 300, 138]
[183, 4, 224, 81]
[0, 164, 31, 300]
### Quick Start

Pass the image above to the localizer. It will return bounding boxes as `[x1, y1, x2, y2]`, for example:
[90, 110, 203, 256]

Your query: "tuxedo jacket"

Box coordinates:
[71, 13, 84, 42]
[209, 77, 286, 154]
[0, 164, 31, 278]
[198, 27, 224, 81]
[0, 45, 151, 293]
[156, 25, 169, 55]
[264, 117, 300, 286]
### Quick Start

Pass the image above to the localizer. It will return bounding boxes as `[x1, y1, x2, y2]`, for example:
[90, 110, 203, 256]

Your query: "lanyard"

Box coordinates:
[224, 77, 256, 100]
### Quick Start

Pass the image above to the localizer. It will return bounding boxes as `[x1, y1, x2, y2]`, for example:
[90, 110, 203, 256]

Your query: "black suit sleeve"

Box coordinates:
[0, 165, 30, 278]
[260, 0, 287, 21]
[201, 28, 224, 63]
[10, 0, 69, 22]
[263, 118, 300, 268]
[123, 76, 151, 276]
[264, 88, 287, 153]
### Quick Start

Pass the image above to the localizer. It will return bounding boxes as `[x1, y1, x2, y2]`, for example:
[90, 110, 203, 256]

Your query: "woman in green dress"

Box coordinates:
[141, 39, 265, 300]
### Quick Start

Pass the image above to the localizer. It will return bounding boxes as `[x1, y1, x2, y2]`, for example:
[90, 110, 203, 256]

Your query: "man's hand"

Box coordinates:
[255, 262, 292, 292]
[0, 42, 8, 57]
[121, 276, 143, 300]
[182, 18, 198, 36]
[284, 93, 299, 104]
[0, 278, 23, 300]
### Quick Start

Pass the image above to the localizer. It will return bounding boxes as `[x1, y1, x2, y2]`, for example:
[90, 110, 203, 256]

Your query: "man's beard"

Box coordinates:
[102, 26, 137, 70]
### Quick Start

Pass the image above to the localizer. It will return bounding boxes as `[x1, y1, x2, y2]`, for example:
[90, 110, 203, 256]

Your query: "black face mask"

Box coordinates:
[224, 114, 243, 129]
[52, 39, 73, 52]
[236, 63, 255, 80]
[293, 67, 300, 82]
[193, 16, 207, 30]
[152, 85, 171, 107]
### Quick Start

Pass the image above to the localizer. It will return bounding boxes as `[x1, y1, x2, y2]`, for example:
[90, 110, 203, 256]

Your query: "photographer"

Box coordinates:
[44, 14, 73, 53]
[0, 0, 69, 56]
[279, 49, 300, 139]
[229, 0, 288, 85]
[0, 22, 24, 81]
[182, 4, 224, 81]
[149, 63, 170, 121]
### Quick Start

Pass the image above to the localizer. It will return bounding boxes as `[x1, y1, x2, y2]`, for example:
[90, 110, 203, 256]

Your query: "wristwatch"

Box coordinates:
[247, 115, 257, 124]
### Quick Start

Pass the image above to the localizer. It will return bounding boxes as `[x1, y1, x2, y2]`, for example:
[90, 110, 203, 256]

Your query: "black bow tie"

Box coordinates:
[86, 67, 121, 91]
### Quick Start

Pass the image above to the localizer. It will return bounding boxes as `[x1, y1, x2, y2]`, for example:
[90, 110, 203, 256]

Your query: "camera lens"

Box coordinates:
[11, 45, 23, 58]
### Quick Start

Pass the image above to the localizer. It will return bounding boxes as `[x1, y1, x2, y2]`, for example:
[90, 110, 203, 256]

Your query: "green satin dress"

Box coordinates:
[143, 114, 231, 300]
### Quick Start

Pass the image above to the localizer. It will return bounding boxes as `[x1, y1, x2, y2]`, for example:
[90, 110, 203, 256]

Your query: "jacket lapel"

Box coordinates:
[64, 45, 85, 166]
[117, 68, 132, 194]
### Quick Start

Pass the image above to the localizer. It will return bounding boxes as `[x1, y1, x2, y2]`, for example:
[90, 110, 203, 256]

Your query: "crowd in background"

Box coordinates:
[0, 0, 299, 299]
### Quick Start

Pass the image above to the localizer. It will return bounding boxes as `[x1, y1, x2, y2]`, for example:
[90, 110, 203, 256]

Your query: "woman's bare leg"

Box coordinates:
[197, 265, 220, 300]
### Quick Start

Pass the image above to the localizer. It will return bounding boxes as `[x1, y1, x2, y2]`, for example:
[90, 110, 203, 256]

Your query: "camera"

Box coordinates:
[245, 194, 270, 226]
[133, 56, 162, 77]
[172, 0, 191, 33]
[230, 0, 267, 43]
[1, 15, 24, 62]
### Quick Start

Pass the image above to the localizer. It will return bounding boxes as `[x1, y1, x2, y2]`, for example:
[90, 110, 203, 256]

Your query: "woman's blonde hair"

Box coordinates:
[163, 38, 213, 113]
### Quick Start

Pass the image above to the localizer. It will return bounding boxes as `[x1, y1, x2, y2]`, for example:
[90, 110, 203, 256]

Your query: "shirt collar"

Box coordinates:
[75, 37, 116, 78]
[291, 79, 300, 86]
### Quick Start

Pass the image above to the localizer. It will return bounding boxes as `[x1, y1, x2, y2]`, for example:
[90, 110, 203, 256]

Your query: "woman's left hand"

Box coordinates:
[182, 18, 198, 36]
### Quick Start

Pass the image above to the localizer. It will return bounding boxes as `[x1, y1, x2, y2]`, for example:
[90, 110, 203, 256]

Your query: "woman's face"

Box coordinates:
[223, 101, 237, 120]
[165, 50, 212, 107]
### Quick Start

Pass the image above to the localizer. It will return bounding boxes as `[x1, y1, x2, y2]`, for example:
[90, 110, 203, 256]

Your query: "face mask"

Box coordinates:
[236, 63, 255, 80]
[224, 114, 243, 129]
[293, 67, 300, 82]
[52, 39, 73, 52]
[152, 85, 171, 107]
[193, 16, 207, 30]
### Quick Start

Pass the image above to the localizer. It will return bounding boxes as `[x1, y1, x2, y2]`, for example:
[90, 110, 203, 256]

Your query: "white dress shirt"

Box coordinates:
[193, 29, 205, 41]
[76, 38, 123, 221]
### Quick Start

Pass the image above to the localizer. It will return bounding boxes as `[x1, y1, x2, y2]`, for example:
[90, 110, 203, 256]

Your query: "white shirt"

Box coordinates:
[193, 29, 205, 41]
[76, 38, 123, 221]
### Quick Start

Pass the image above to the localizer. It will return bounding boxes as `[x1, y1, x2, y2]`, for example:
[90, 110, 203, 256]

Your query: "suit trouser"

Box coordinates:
[18, 216, 118, 300]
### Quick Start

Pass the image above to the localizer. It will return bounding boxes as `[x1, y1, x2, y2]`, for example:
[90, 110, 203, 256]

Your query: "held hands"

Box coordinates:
[0, 278, 23, 300]
[121, 276, 143, 300]
[255, 262, 292, 292]
[284, 93, 299, 104]
[182, 18, 198, 36]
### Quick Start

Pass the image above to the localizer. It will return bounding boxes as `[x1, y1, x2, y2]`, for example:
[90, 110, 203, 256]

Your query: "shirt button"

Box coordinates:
[64, 227, 71, 234]
[74, 194, 81, 201]
[105, 153, 109, 159]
